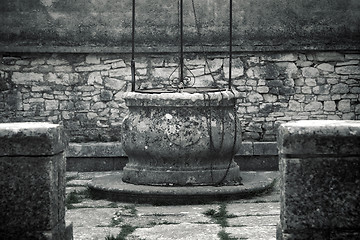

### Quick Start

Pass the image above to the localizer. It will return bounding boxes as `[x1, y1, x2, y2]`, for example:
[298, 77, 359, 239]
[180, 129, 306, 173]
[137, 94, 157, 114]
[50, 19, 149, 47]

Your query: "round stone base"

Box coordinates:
[88, 171, 278, 205]
[122, 164, 241, 186]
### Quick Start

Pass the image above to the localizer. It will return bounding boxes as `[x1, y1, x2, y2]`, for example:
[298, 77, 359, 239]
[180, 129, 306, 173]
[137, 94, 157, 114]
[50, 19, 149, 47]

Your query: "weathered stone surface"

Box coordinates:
[337, 99, 351, 112]
[335, 65, 360, 75]
[109, 68, 131, 77]
[0, 122, 69, 239]
[87, 71, 103, 85]
[277, 226, 360, 240]
[66, 171, 280, 239]
[85, 54, 100, 64]
[278, 120, 360, 155]
[104, 77, 126, 90]
[67, 142, 126, 157]
[75, 64, 111, 72]
[331, 83, 349, 94]
[45, 99, 59, 110]
[100, 90, 113, 102]
[224, 58, 244, 78]
[253, 142, 278, 156]
[262, 53, 298, 62]
[122, 90, 242, 186]
[304, 101, 322, 111]
[315, 52, 345, 62]
[131, 223, 221, 240]
[248, 92, 264, 103]
[304, 78, 316, 86]
[317, 63, 334, 72]
[324, 100, 336, 111]
[0, 155, 64, 232]
[0, 122, 67, 156]
[227, 226, 277, 240]
[238, 142, 253, 155]
[12, 72, 43, 84]
[278, 120, 360, 239]
[1, 51, 360, 144]
[301, 67, 319, 78]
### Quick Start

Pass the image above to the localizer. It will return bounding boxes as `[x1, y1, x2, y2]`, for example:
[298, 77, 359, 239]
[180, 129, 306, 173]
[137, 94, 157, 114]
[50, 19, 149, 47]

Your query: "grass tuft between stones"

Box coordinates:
[105, 224, 137, 240]
[203, 203, 246, 240]
[203, 202, 236, 227]
[65, 188, 93, 209]
[218, 229, 247, 240]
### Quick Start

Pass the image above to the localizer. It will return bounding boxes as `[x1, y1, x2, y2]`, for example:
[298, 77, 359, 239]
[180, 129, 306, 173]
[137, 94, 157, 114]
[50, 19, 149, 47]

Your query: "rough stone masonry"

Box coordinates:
[0, 51, 359, 142]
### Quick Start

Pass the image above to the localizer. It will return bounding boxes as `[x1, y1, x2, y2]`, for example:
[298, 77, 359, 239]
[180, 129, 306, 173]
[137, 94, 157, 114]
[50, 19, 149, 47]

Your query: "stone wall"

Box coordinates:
[1, 51, 359, 142]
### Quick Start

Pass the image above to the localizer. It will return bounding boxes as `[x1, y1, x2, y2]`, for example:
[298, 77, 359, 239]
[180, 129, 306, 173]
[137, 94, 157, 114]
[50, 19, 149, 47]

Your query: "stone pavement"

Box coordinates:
[66, 171, 280, 240]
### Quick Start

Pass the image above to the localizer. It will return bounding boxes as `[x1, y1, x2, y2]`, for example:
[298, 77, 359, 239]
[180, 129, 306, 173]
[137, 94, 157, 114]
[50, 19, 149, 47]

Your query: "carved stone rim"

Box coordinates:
[124, 89, 240, 107]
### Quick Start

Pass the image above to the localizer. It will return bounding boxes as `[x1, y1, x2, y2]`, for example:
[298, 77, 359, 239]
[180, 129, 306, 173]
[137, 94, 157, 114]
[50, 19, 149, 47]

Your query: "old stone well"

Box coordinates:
[88, 87, 276, 204]
[88, 0, 276, 204]
[121, 89, 242, 186]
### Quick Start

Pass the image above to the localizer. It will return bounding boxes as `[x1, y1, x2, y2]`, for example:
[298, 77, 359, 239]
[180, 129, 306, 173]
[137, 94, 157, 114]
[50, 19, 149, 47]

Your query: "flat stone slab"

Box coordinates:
[0, 122, 67, 156]
[279, 120, 360, 156]
[66, 171, 280, 240]
[88, 171, 277, 205]
[130, 223, 221, 240]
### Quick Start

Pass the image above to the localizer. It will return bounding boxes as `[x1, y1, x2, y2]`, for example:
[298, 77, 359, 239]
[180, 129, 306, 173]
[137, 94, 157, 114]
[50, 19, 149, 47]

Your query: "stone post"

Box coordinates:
[277, 120, 360, 240]
[0, 122, 71, 239]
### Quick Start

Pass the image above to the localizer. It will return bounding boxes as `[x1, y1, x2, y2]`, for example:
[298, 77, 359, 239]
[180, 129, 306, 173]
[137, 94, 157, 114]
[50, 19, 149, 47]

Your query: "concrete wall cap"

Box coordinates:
[0, 122, 68, 156]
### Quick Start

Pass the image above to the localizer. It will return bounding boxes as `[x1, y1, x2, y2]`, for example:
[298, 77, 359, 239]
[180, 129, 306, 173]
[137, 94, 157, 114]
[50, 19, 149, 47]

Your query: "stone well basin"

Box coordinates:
[121, 89, 242, 186]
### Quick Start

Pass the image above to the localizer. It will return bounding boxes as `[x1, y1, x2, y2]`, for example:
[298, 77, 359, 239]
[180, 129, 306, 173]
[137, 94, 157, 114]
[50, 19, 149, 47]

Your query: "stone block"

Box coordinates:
[12, 72, 43, 84]
[223, 58, 244, 78]
[257, 86, 269, 93]
[304, 101, 322, 111]
[0, 122, 69, 239]
[336, 60, 359, 66]
[253, 142, 277, 156]
[261, 53, 298, 62]
[75, 64, 111, 72]
[54, 65, 73, 72]
[67, 142, 126, 158]
[301, 67, 319, 78]
[345, 54, 360, 60]
[104, 77, 126, 90]
[0, 122, 67, 156]
[236, 142, 253, 155]
[335, 66, 360, 75]
[277, 120, 360, 239]
[100, 90, 113, 102]
[324, 100, 336, 111]
[304, 78, 316, 86]
[45, 100, 59, 111]
[87, 72, 103, 85]
[85, 54, 101, 64]
[317, 63, 334, 72]
[248, 92, 264, 103]
[312, 85, 330, 95]
[0, 156, 61, 231]
[337, 99, 351, 112]
[314, 52, 345, 62]
[288, 100, 301, 111]
[75, 101, 91, 110]
[331, 83, 350, 94]
[109, 68, 131, 77]
[296, 60, 312, 67]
